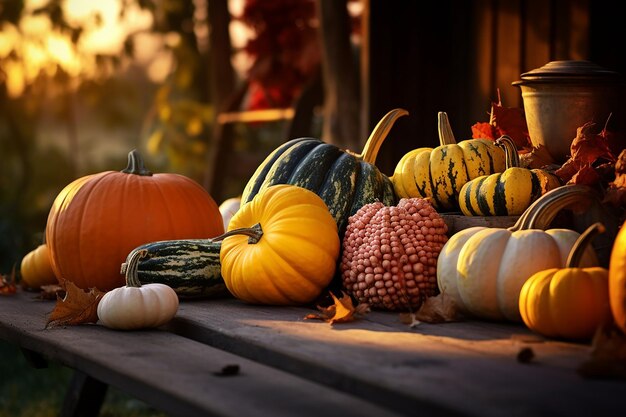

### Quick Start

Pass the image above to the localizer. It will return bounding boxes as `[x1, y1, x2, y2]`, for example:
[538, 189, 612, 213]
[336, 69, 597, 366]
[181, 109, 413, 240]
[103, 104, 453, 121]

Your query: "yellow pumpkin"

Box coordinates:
[20, 244, 58, 289]
[519, 223, 611, 340]
[459, 136, 561, 216]
[437, 185, 599, 322]
[217, 184, 340, 305]
[391, 112, 505, 211]
[609, 220, 626, 334]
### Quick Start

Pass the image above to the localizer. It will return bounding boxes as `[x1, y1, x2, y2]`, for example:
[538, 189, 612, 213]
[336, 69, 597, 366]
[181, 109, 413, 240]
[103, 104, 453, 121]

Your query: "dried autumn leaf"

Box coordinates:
[471, 121, 496, 140]
[46, 281, 105, 328]
[0, 266, 17, 295]
[415, 293, 463, 324]
[556, 122, 617, 185]
[304, 291, 369, 325]
[604, 149, 626, 208]
[490, 101, 531, 150]
[38, 284, 65, 300]
[518, 145, 556, 169]
[578, 323, 626, 380]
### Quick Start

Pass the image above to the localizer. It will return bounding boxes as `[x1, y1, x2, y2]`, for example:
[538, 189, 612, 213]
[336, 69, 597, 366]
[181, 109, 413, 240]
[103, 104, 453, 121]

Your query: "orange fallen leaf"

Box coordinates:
[304, 291, 369, 325]
[46, 281, 105, 328]
[0, 266, 17, 295]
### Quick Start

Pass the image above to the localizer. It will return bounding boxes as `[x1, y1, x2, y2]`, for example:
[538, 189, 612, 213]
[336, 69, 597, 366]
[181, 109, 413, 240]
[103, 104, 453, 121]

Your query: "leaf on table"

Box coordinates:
[400, 293, 464, 327]
[46, 281, 105, 328]
[38, 284, 65, 300]
[304, 291, 370, 325]
[0, 266, 17, 295]
[577, 322, 626, 380]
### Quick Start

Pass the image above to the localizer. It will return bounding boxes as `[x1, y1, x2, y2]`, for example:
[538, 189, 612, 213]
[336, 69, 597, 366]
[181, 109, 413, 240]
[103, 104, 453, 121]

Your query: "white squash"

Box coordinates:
[218, 197, 241, 231]
[97, 249, 179, 330]
[437, 185, 599, 322]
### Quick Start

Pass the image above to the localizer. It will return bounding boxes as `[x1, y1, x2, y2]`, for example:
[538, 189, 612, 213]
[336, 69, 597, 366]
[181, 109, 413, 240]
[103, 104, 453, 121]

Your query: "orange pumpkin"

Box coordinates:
[609, 221, 626, 334]
[46, 150, 224, 291]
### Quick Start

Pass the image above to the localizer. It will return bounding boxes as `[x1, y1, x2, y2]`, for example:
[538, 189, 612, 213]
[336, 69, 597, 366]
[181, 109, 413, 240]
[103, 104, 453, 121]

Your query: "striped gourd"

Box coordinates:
[241, 109, 406, 236]
[391, 112, 506, 211]
[122, 239, 227, 299]
[459, 135, 561, 216]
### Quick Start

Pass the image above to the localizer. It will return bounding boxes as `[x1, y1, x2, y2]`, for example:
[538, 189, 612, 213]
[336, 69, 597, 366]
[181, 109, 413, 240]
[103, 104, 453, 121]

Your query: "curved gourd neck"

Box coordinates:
[121, 249, 148, 288]
[357, 108, 409, 164]
[566, 222, 604, 268]
[121, 149, 153, 176]
[495, 136, 520, 169]
[507, 184, 597, 232]
[437, 112, 458, 146]
[209, 223, 264, 244]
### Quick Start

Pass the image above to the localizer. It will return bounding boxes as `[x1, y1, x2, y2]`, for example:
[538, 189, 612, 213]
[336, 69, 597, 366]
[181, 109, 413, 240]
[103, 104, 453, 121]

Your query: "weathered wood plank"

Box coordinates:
[169, 298, 625, 417]
[0, 291, 400, 417]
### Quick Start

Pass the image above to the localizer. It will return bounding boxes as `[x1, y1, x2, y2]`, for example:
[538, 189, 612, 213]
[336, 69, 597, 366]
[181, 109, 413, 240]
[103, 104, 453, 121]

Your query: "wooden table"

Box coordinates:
[1, 289, 624, 417]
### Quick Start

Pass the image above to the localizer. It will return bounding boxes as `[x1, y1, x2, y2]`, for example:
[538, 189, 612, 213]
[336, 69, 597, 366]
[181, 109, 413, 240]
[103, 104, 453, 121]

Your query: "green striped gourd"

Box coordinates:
[459, 135, 561, 216]
[122, 239, 227, 299]
[241, 109, 407, 236]
[391, 112, 506, 211]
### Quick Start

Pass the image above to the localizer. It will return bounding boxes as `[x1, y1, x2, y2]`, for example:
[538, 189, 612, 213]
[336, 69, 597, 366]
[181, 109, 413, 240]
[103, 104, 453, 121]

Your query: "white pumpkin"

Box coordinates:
[437, 185, 599, 322]
[97, 249, 179, 330]
[218, 197, 241, 231]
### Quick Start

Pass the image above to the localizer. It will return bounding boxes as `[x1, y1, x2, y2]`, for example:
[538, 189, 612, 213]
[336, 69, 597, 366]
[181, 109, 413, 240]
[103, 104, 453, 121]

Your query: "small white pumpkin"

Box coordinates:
[218, 197, 241, 231]
[97, 249, 179, 330]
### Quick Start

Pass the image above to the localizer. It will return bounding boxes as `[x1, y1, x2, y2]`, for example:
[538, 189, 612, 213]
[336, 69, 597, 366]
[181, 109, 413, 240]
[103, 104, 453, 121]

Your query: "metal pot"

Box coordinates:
[512, 60, 625, 163]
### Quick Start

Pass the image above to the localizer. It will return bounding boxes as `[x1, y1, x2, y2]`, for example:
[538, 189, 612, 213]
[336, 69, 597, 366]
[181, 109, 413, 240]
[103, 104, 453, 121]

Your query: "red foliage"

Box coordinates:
[238, 0, 321, 110]
[471, 92, 531, 150]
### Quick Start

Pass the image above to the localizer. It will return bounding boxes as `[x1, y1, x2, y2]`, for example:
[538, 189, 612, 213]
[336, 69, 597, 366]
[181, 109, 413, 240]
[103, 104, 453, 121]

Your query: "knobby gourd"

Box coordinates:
[459, 135, 561, 216]
[241, 109, 407, 236]
[391, 112, 506, 211]
[98, 249, 179, 330]
[215, 184, 340, 305]
[122, 239, 227, 299]
[20, 244, 57, 289]
[437, 185, 599, 322]
[519, 223, 611, 340]
[46, 149, 224, 291]
[340, 198, 448, 311]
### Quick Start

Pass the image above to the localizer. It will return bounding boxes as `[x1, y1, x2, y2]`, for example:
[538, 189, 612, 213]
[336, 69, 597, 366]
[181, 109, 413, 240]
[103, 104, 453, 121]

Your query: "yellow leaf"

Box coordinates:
[304, 291, 370, 325]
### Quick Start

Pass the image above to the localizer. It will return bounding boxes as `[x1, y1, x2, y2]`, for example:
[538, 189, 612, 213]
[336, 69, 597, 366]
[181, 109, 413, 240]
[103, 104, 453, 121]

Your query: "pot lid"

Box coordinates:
[512, 60, 623, 85]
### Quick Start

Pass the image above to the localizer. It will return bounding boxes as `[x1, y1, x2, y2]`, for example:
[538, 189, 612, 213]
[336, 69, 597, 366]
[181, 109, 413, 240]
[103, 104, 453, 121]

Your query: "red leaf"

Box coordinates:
[491, 102, 531, 150]
[471, 122, 497, 140]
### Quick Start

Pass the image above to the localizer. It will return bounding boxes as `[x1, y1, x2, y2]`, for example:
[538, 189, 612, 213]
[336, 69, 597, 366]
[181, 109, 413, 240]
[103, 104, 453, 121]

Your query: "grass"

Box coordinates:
[0, 340, 170, 417]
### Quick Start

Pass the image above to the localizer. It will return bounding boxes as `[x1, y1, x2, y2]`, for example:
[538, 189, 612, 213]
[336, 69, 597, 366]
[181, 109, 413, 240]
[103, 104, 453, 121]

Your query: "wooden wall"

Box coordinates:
[363, 0, 626, 175]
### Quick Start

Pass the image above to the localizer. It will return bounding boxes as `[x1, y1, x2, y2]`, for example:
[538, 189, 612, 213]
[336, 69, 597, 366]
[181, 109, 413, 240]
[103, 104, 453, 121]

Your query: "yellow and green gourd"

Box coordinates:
[459, 135, 561, 216]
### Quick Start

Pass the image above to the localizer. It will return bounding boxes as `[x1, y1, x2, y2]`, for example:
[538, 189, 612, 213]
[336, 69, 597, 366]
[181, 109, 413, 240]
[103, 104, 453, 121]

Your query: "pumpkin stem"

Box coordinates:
[209, 223, 264, 244]
[510, 184, 596, 231]
[438, 112, 457, 146]
[121, 149, 153, 176]
[121, 249, 148, 288]
[358, 108, 409, 163]
[566, 222, 605, 268]
[495, 136, 520, 169]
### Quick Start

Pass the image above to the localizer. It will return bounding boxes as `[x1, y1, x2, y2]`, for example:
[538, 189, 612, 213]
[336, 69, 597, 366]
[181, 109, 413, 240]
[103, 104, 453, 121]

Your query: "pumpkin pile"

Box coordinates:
[340, 198, 448, 311]
[27, 105, 626, 344]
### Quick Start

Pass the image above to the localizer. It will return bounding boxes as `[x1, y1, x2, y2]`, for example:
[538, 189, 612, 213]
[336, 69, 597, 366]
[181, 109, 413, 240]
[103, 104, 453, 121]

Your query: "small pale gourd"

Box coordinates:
[97, 249, 179, 330]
